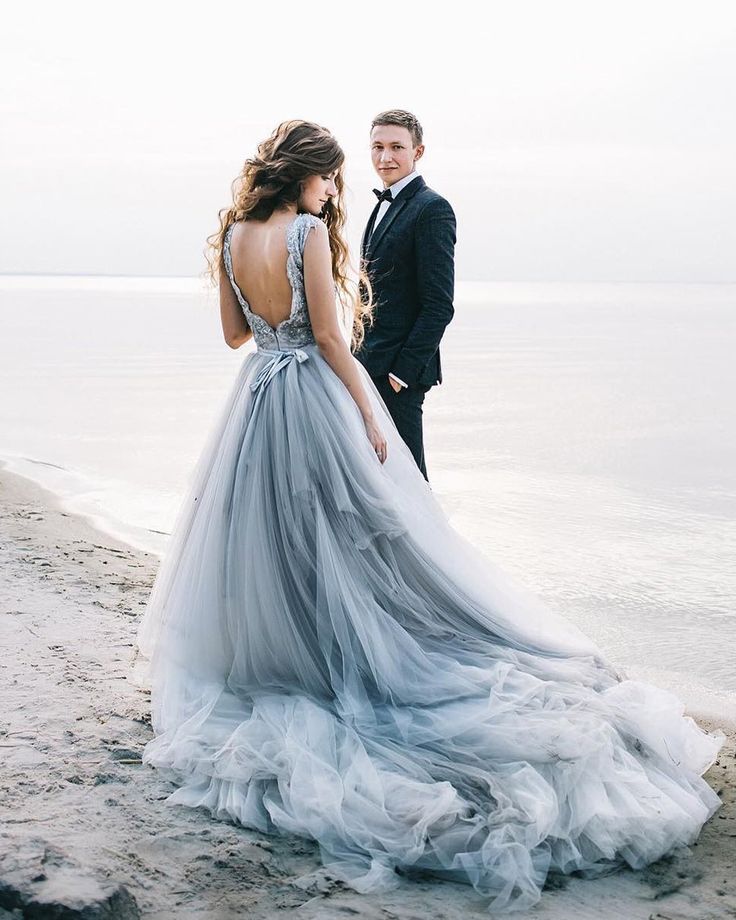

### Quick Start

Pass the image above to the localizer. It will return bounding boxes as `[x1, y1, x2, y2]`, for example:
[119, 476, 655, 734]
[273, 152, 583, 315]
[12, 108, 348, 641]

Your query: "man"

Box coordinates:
[355, 109, 456, 481]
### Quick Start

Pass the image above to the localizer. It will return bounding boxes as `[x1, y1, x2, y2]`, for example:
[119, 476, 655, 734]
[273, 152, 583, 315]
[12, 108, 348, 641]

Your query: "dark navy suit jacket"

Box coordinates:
[355, 175, 456, 388]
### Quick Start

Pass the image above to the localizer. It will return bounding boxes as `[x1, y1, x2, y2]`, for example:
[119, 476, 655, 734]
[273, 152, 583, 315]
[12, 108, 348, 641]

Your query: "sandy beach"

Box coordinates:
[1, 464, 735, 920]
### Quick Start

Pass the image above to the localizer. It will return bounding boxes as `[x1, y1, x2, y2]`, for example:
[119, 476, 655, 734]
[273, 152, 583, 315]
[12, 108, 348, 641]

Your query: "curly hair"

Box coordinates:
[206, 119, 373, 349]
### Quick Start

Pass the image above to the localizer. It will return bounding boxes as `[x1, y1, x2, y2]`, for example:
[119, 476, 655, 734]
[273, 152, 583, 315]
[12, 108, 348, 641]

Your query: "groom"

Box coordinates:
[355, 109, 456, 481]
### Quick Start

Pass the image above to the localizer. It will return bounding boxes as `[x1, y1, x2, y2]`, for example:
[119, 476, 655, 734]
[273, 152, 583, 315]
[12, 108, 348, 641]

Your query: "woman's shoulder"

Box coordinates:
[225, 219, 246, 245]
[290, 212, 328, 252]
[295, 212, 326, 230]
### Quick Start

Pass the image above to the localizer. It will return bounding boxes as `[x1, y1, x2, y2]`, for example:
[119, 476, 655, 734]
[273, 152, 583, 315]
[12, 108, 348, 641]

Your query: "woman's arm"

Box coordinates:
[219, 262, 253, 349]
[303, 221, 387, 462]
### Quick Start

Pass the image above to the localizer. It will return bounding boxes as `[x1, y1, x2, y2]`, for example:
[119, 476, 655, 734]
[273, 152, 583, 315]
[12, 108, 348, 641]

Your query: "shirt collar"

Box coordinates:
[385, 169, 422, 198]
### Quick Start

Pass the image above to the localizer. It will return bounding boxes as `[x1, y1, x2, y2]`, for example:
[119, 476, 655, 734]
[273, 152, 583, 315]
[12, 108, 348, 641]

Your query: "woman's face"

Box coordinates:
[299, 170, 339, 215]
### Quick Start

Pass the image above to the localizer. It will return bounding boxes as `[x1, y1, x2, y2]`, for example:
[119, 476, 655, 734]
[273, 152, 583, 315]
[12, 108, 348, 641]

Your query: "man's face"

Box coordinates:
[370, 125, 424, 187]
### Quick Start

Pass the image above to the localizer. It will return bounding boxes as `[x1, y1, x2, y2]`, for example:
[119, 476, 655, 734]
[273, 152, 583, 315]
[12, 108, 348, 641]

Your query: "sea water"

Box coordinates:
[1, 277, 734, 714]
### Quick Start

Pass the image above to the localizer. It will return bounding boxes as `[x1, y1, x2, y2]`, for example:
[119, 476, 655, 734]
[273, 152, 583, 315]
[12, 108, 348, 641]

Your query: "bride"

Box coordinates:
[134, 119, 724, 912]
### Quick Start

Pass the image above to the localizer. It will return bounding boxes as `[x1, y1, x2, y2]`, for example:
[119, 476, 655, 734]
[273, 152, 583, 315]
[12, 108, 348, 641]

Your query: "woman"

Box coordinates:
[135, 119, 724, 913]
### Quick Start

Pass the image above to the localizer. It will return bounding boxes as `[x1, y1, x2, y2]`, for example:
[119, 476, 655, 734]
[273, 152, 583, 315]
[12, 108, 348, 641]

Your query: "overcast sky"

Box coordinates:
[1, 0, 735, 281]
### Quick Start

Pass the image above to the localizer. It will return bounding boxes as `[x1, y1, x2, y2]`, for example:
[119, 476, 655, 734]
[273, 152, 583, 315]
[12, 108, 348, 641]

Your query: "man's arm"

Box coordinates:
[389, 198, 456, 386]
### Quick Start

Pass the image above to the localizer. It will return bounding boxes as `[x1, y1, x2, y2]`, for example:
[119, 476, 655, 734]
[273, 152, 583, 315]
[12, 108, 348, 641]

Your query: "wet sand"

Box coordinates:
[1, 465, 734, 919]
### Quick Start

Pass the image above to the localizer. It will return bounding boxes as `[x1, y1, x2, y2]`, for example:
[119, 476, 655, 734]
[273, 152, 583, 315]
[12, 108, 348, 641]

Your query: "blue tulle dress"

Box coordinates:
[134, 212, 724, 912]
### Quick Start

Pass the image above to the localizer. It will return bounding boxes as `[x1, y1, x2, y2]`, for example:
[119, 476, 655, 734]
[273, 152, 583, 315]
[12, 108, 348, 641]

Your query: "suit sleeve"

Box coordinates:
[389, 198, 456, 386]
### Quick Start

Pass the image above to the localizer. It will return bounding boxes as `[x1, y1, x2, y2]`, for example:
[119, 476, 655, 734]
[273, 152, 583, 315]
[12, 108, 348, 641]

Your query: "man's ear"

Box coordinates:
[414, 144, 425, 162]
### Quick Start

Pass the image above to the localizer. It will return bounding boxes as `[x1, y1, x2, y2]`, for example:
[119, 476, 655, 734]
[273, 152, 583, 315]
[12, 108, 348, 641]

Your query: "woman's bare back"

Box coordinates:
[228, 213, 297, 329]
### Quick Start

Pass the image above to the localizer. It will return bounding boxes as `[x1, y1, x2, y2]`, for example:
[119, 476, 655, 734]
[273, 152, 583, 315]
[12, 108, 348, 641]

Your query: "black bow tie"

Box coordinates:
[373, 188, 393, 203]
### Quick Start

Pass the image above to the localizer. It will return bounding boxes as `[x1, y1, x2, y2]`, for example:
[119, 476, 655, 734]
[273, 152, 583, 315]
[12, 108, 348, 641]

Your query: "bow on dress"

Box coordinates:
[250, 348, 308, 393]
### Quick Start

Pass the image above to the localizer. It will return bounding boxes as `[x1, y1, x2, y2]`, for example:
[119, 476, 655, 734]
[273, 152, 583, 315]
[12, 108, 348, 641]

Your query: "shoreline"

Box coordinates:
[1, 466, 735, 918]
[3, 453, 735, 723]
[0, 455, 170, 557]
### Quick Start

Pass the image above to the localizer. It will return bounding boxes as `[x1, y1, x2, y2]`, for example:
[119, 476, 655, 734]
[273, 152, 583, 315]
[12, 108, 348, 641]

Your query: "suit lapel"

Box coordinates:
[364, 175, 427, 260]
[366, 198, 407, 258]
[360, 201, 381, 260]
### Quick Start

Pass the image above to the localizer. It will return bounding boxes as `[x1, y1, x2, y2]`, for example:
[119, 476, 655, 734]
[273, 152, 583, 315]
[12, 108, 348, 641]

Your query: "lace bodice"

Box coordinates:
[223, 213, 322, 351]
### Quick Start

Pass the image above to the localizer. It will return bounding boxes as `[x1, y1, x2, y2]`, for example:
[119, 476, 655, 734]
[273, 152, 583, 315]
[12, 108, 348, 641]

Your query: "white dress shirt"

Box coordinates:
[375, 169, 422, 390]
[374, 169, 422, 231]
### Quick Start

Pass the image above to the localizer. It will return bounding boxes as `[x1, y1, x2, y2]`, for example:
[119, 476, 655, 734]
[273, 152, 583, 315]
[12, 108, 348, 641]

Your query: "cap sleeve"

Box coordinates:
[287, 213, 324, 271]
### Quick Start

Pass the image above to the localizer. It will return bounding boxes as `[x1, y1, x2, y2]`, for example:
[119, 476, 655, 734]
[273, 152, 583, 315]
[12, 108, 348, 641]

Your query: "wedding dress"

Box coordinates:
[134, 212, 723, 912]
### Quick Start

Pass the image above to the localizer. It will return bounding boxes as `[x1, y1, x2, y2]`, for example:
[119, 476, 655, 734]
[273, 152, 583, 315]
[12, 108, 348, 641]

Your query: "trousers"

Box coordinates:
[372, 375, 430, 481]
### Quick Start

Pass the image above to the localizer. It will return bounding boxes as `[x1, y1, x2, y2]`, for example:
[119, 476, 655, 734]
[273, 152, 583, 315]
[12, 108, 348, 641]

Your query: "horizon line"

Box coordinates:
[1, 273, 735, 286]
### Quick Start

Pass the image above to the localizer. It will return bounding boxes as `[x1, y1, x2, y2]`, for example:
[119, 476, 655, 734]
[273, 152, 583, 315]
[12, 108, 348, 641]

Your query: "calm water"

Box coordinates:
[1, 278, 734, 714]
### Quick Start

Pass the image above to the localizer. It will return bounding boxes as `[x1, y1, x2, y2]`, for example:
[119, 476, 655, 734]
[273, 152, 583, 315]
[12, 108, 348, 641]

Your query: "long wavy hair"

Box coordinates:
[206, 119, 373, 349]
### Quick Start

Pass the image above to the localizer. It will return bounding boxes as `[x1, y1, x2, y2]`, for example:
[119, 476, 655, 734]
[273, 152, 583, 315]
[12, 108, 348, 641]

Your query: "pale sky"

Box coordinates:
[1, 0, 735, 281]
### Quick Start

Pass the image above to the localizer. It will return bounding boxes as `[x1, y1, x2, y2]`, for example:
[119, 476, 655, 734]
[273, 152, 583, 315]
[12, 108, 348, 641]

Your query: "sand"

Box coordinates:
[1, 464, 735, 919]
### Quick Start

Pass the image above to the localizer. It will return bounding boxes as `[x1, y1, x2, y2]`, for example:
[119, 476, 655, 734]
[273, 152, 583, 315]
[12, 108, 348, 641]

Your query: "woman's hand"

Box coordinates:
[364, 415, 388, 464]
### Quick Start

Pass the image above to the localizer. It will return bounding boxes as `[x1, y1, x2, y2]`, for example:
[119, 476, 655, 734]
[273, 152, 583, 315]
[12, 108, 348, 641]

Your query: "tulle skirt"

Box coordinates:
[134, 342, 724, 912]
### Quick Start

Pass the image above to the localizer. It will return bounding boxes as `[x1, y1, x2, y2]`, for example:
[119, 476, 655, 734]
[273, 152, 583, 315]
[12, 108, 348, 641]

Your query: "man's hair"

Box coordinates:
[371, 109, 423, 147]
